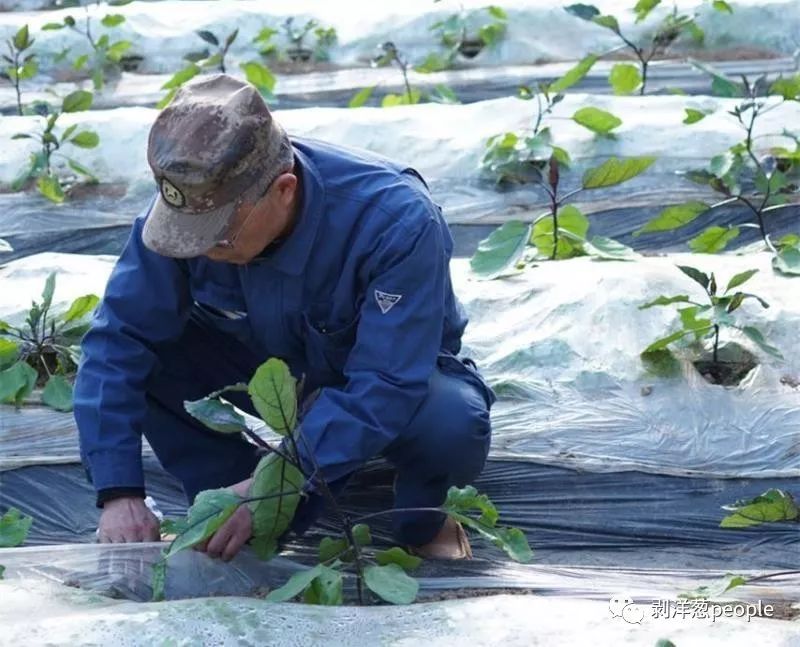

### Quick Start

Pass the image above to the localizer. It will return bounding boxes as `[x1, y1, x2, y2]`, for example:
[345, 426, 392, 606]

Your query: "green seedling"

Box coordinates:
[418, 3, 507, 72]
[564, 1, 731, 95]
[10, 90, 99, 202]
[153, 357, 532, 604]
[42, 0, 135, 90]
[474, 151, 652, 277]
[0, 507, 34, 580]
[639, 266, 782, 381]
[349, 41, 458, 108]
[0, 272, 99, 411]
[1, 25, 38, 116]
[157, 29, 238, 108]
[636, 69, 800, 273]
[276, 17, 337, 63]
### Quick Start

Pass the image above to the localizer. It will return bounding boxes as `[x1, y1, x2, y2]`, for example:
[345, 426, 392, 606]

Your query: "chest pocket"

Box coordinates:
[301, 303, 359, 387]
[191, 281, 251, 344]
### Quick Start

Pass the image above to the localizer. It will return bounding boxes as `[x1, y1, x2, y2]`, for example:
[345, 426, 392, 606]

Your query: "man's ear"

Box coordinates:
[271, 172, 297, 207]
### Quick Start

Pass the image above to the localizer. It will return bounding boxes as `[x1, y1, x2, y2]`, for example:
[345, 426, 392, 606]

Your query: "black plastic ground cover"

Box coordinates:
[2, 198, 796, 262]
[2, 454, 797, 575]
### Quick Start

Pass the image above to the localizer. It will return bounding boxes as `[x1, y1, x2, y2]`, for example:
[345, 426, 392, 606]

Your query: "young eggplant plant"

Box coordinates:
[0, 507, 34, 578]
[639, 266, 782, 385]
[153, 357, 533, 604]
[418, 3, 507, 72]
[42, 0, 135, 90]
[635, 69, 800, 274]
[10, 90, 99, 202]
[564, 1, 731, 96]
[1, 25, 37, 116]
[0, 272, 99, 411]
[158, 29, 254, 108]
[349, 41, 458, 108]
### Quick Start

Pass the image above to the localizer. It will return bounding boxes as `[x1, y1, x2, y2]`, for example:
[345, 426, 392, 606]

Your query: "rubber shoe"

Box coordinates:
[409, 516, 473, 560]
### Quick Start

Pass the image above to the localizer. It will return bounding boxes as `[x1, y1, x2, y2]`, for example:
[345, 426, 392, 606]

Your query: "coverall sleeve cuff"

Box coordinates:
[85, 449, 145, 493]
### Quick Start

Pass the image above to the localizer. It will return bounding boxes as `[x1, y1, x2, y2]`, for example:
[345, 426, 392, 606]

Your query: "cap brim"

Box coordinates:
[142, 194, 238, 259]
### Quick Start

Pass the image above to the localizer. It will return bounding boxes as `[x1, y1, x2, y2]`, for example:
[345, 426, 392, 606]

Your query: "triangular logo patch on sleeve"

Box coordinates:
[374, 290, 402, 314]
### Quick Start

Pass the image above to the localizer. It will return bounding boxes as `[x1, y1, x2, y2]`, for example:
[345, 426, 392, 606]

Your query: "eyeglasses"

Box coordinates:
[213, 191, 266, 250]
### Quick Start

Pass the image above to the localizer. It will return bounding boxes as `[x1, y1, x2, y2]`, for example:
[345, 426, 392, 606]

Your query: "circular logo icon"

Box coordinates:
[161, 178, 185, 208]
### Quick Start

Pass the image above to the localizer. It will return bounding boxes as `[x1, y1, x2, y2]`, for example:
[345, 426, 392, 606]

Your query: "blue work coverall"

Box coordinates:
[73, 137, 496, 546]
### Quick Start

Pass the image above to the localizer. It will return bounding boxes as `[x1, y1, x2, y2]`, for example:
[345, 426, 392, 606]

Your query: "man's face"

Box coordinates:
[202, 172, 298, 265]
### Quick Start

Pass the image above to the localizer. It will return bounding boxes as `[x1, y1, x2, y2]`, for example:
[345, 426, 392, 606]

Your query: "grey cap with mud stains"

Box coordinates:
[143, 73, 290, 258]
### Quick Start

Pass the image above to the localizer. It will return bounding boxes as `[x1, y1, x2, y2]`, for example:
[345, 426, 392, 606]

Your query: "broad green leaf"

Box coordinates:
[725, 269, 758, 293]
[531, 205, 588, 260]
[564, 4, 600, 21]
[60, 124, 78, 142]
[679, 574, 747, 600]
[487, 6, 507, 20]
[160, 517, 190, 535]
[450, 511, 533, 563]
[364, 563, 419, 605]
[266, 564, 325, 602]
[0, 508, 33, 547]
[639, 295, 691, 309]
[644, 329, 695, 353]
[62, 90, 93, 113]
[352, 523, 371, 546]
[13, 25, 31, 51]
[61, 294, 99, 323]
[42, 375, 73, 411]
[18, 60, 37, 81]
[720, 489, 797, 528]
[164, 488, 241, 558]
[12, 152, 46, 192]
[679, 305, 713, 333]
[349, 85, 375, 108]
[740, 326, 783, 359]
[73, 54, 89, 71]
[197, 30, 219, 47]
[41, 272, 56, 312]
[583, 236, 639, 261]
[470, 220, 530, 278]
[70, 131, 99, 148]
[593, 15, 620, 31]
[151, 559, 166, 601]
[609, 63, 641, 95]
[582, 156, 656, 189]
[776, 235, 799, 250]
[688, 226, 739, 253]
[161, 64, 201, 90]
[689, 59, 743, 97]
[37, 173, 65, 203]
[42, 22, 65, 31]
[106, 41, 132, 62]
[769, 75, 800, 101]
[240, 61, 276, 95]
[248, 358, 297, 434]
[772, 246, 800, 276]
[375, 547, 423, 571]
[0, 339, 20, 370]
[677, 265, 710, 290]
[572, 106, 622, 135]
[683, 108, 709, 124]
[430, 84, 459, 104]
[304, 566, 344, 606]
[101, 14, 125, 27]
[634, 202, 709, 236]
[640, 348, 681, 378]
[381, 90, 422, 107]
[184, 397, 249, 433]
[318, 536, 348, 562]
[67, 158, 98, 182]
[248, 453, 304, 541]
[548, 54, 598, 93]
[414, 52, 452, 74]
[0, 361, 37, 405]
[712, 0, 733, 13]
[633, 0, 661, 22]
[443, 485, 500, 526]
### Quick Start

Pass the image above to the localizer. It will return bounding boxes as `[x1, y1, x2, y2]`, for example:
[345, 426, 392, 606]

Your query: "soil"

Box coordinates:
[693, 359, 757, 386]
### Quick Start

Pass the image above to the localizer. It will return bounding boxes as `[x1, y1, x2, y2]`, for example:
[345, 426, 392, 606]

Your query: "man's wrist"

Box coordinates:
[96, 487, 146, 509]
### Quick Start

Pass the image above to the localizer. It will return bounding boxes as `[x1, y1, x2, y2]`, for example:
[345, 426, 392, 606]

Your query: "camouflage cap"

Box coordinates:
[143, 73, 290, 258]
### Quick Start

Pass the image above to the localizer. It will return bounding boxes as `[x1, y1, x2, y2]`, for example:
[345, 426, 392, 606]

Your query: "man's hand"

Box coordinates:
[196, 477, 253, 562]
[98, 496, 160, 543]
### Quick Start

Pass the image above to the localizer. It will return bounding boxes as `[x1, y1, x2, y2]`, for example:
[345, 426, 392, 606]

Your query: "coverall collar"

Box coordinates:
[253, 145, 324, 275]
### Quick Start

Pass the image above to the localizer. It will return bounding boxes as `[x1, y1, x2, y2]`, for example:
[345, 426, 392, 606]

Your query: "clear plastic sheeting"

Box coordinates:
[1, 0, 798, 71]
[3, 252, 798, 477]
[0, 571, 798, 646]
[2, 94, 799, 239]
